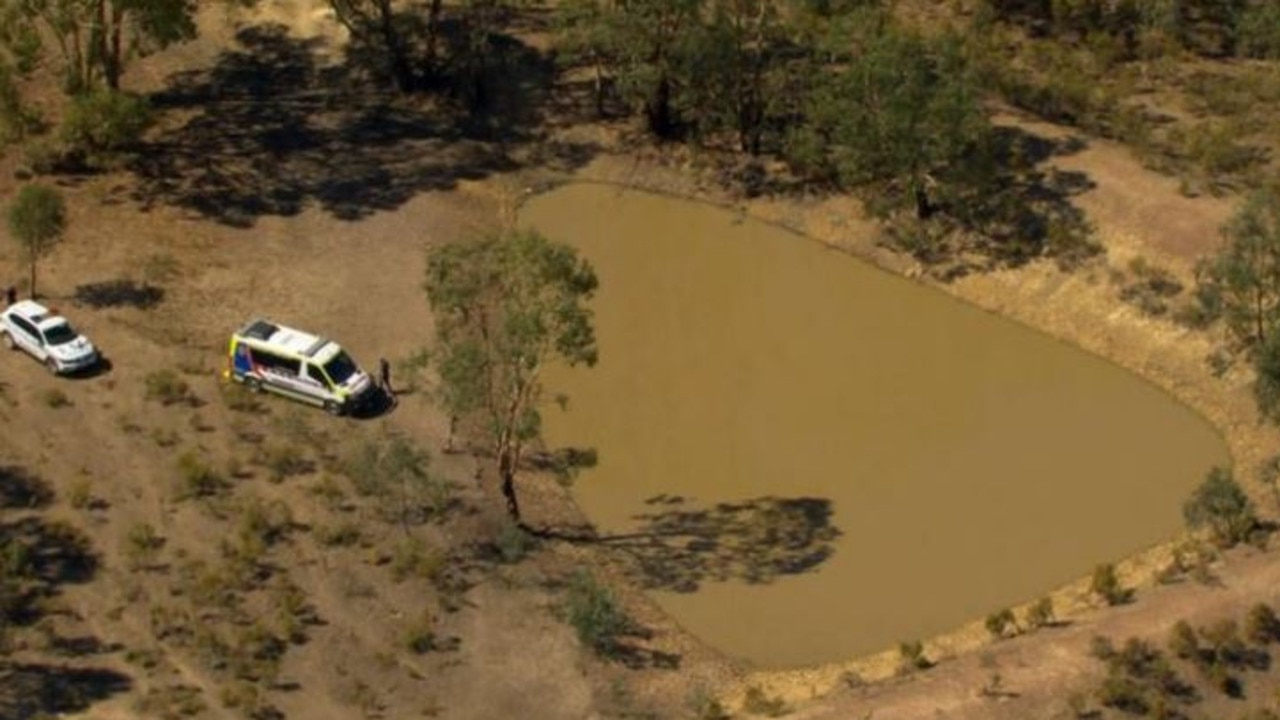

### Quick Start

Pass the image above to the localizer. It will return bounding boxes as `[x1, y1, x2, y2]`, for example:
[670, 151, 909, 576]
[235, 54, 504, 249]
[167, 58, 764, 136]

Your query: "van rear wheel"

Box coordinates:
[324, 400, 343, 416]
[45, 357, 59, 375]
[244, 377, 262, 393]
[2, 332, 14, 350]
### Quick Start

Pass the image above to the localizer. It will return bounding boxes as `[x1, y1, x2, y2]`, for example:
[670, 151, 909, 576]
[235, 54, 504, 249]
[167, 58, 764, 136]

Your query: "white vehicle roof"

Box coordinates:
[235, 319, 342, 363]
[7, 300, 71, 331]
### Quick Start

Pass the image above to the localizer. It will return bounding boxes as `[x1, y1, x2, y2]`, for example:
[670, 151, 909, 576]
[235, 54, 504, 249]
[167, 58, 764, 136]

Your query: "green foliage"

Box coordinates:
[262, 444, 309, 483]
[1093, 636, 1195, 715]
[39, 388, 70, 408]
[124, 522, 164, 571]
[389, 538, 445, 582]
[741, 685, 788, 717]
[564, 569, 626, 656]
[174, 451, 228, 501]
[401, 609, 438, 654]
[1198, 187, 1280, 350]
[1237, 0, 1280, 59]
[425, 228, 597, 521]
[1183, 466, 1257, 547]
[1091, 563, 1130, 606]
[1167, 619, 1200, 661]
[1245, 603, 1280, 645]
[7, 183, 65, 298]
[1254, 330, 1280, 423]
[985, 607, 1017, 639]
[493, 517, 535, 563]
[60, 89, 151, 166]
[897, 640, 930, 673]
[788, 25, 989, 213]
[345, 434, 448, 529]
[1025, 596, 1056, 630]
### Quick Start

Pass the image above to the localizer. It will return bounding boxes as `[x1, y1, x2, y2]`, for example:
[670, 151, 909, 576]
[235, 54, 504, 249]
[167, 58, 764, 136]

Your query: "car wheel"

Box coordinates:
[45, 357, 59, 375]
[244, 377, 262, 393]
[2, 332, 14, 351]
[324, 400, 343, 417]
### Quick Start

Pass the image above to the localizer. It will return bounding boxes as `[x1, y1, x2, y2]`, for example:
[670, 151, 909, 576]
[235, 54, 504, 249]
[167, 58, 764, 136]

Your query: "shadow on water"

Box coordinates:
[536, 496, 841, 594]
[129, 23, 597, 227]
[0, 466, 126, 720]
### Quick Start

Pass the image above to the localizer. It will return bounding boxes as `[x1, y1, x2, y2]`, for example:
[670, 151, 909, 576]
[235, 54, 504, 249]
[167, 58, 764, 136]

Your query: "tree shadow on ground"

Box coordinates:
[73, 279, 164, 309]
[544, 496, 840, 594]
[130, 23, 596, 227]
[0, 664, 131, 719]
[0, 466, 53, 510]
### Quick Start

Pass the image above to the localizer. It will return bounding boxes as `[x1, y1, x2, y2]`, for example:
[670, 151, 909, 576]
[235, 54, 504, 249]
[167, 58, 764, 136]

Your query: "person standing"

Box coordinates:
[5, 286, 15, 306]
[379, 357, 393, 400]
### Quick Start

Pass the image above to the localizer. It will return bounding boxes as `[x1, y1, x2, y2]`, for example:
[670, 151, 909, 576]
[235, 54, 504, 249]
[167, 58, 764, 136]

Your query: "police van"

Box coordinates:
[226, 319, 375, 415]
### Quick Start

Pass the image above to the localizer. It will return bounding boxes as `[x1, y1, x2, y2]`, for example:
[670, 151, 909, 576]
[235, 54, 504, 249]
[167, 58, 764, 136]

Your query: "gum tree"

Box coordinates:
[7, 184, 66, 299]
[425, 228, 598, 523]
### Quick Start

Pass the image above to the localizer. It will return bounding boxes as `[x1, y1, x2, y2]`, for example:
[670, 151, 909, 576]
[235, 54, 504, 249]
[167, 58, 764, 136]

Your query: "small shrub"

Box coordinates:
[124, 522, 164, 571]
[402, 610, 438, 654]
[1025, 596, 1055, 630]
[174, 451, 227, 501]
[741, 685, 788, 717]
[688, 687, 731, 720]
[262, 444, 310, 483]
[1168, 620, 1200, 661]
[1184, 466, 1257, 547]
[494, 518, 535, 564]
[389, 538, 445, 583]
[314, 522, 362, 547]
[897, 640, 930, 673]
[133, 684, 206, 718]
[59, 89, 151, 167]
[150, 427, 180, 448]
[145, 369, 193, 406]
[564, 570, 626, 656]
[1091, 563, 1130, 606]
[1090, 635, 1117, 661]
[40, 388, 69, 408]
[66, 479, 92, 510]
[985, 607, 1017, 639]
[1247, 603, 1280, 645]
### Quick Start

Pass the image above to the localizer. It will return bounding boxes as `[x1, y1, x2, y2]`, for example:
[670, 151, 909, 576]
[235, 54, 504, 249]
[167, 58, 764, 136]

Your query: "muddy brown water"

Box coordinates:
[523, 183, 1229, 669]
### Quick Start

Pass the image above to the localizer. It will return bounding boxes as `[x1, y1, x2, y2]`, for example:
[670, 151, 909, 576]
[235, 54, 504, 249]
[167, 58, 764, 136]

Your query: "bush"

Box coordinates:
[1025, 597, 1056, 630]
[389, 538, 445, 583]
[897, 640, 931, 673]
[564, 570, 626, 656]
[262, 444, 309, 483]
[1246, 603, 1280, 645]
[145, 369, 193, 406]
[124, 522, 164, 571]
[1183, 466, 1257, 547]
[314, 522, 362, 547]
[1091, 563, 1130, 606]
[175, 452, 227, 501]
[494, 518, 535, 564]
[402, 610, 438, 654]
[59, 89, 151, 167]
[40, 388, 69, 408]
[1167, 620, 1200, 661]
[741, 685, 788, 717]
[985, 608, 1017, 639]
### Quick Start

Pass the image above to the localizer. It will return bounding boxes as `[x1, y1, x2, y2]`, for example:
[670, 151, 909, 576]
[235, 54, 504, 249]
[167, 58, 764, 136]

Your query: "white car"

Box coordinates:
[1, 300, 99, 374]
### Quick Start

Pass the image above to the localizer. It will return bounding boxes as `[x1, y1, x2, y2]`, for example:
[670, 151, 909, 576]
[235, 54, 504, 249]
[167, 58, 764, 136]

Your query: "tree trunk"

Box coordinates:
[426, 0, 443, 78]
[106, 3, 124, 90]
[377, 0, 413, 92]
[29, 260, 36, 301]
[646, 75, 673, 139]
[498, 455, 521, 522]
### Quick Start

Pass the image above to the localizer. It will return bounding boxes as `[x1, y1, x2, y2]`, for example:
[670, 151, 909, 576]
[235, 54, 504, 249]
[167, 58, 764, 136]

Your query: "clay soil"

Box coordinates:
[1, 2, 1280, 719]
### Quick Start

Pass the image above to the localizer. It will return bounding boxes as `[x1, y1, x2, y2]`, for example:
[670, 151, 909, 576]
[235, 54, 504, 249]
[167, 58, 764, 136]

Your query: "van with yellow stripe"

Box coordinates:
[227, 319, 375, 415]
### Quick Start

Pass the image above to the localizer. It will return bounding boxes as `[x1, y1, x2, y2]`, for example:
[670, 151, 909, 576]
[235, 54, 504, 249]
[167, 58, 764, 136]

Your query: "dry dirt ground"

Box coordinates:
[2, 1, 1280, 719]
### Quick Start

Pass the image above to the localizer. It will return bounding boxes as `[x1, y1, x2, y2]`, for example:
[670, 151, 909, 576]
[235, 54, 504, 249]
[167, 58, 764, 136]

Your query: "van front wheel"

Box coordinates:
[324, 400, 343, 416]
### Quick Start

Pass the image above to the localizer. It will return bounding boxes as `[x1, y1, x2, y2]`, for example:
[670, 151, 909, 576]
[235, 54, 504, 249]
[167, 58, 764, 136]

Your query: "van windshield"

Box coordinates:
[324, 351, 358, 385]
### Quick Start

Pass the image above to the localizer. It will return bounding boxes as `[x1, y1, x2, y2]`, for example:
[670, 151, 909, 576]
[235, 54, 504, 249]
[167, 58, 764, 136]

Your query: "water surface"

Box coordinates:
[524, 183, 1228, 668]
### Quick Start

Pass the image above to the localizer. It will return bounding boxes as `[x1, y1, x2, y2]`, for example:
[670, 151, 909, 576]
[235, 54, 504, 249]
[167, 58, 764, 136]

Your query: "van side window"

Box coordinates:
[250, 348, 299, 376]
[306, 364, 329, 387]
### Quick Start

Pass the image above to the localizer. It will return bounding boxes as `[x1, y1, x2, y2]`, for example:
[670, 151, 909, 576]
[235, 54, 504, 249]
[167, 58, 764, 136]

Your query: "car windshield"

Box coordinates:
[43, 323, 78, 346]
[324, 351, 358, 385]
